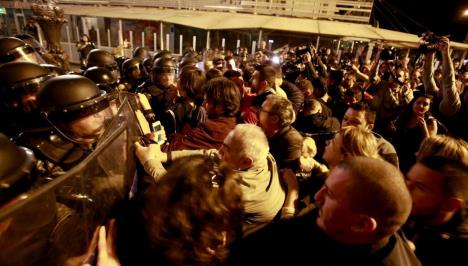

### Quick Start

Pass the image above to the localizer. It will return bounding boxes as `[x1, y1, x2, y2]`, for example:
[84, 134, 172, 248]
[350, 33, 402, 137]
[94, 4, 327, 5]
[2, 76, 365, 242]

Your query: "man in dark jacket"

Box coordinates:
[229, 157, 421, 266]
[404, 156, 468, 266]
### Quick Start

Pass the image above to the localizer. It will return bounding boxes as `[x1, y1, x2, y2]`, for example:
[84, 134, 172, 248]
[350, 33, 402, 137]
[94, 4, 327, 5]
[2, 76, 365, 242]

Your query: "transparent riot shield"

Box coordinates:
[0, 99, 142, 266]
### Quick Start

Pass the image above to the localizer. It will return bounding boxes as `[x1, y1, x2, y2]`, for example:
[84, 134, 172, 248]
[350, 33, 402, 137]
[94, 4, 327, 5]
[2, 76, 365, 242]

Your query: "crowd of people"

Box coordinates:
[0, 31, 467, 266]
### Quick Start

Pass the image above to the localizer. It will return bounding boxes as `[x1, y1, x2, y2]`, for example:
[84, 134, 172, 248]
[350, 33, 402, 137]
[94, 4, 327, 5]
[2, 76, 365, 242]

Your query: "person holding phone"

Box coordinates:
[392, 94, 438, 173]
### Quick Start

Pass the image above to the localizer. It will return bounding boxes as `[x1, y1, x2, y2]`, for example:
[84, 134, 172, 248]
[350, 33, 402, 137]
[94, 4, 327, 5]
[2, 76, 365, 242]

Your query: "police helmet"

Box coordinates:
[0, 133, 36, 204]
[0, 62, 51, 112]
[37, 75, 109, 123]
[179, 56, 198, 69]
[152, 50, 172, 62]
[152, 57, 176, 74]
[86, 49, 118, 70]
[133, 46, 149, 60]
[84, 66, 118, 92]
[122, 58, 142, 77]
[0, 37, 45, 64]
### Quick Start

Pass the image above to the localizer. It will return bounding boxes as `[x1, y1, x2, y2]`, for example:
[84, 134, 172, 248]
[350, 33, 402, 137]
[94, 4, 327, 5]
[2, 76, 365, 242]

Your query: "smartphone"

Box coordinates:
[151, 121, 165, 144]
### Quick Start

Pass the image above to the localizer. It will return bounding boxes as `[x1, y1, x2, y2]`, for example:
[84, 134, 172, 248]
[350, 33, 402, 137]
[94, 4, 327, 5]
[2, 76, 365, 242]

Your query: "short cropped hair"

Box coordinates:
[255, 64, 276, 87]
[265, 94, 295, 127]
[419, 156, 468, 202]
[348, 102, 376, 125]
[204, 77, 241, 117]
[337, 157, 412, 239]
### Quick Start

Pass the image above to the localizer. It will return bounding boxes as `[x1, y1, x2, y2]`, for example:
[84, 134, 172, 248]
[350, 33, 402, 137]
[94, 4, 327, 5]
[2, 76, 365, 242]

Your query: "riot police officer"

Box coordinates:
[37, 75, 114, 146]
[83, 66, 119, 93]
[120, 58, 145, 92]
[136, 57, 178, 119]
[0, 36, 46, 65]
[85, 49, 120, 80]
[0, 62, 53, 136]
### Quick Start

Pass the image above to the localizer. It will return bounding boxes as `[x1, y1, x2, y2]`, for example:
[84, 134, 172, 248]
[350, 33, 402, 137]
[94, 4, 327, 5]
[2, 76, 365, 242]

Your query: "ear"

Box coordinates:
[350, 215, 377, 234]
[442, 197, 464, 213]
[239, 156, 253, 170]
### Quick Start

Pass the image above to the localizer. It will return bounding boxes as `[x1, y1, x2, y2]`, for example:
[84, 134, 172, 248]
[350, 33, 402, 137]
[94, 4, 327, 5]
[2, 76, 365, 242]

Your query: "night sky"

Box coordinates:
[371, 0, 468, 42]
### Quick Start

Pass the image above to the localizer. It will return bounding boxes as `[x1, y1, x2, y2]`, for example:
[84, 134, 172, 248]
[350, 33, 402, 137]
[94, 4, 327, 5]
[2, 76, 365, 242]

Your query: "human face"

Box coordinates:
[219, 132, 243, 170]
[67, 107, 112, 143]
[322, 133, 344, 168]
[406, 163, 446, 218]
[341, 109, 368, 130]
[154, 72, 175, 88]
[412, 96, 431, 117]
[314, 167, 358, 241]
[257, 100, 275, 133]
[250, 71, 261, 93]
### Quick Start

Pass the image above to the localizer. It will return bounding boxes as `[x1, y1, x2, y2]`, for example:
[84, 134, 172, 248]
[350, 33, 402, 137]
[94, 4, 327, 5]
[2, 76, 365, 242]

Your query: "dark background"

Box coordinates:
[371, 0, 468, 42]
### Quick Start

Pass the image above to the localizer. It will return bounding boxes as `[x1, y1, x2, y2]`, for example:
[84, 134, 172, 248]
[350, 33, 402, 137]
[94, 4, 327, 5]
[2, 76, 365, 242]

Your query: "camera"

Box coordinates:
[340, 58, 353, 71]
[380, 47, 397, 61]
[417, 32, 445, 54]
[295, 44, 314, 59]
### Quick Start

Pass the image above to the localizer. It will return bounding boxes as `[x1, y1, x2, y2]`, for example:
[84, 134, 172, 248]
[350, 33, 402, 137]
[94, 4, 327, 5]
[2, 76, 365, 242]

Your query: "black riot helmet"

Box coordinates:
[86, 49, 120, 80]
[14, 33, 46, 55]
[179, 56, 198, 70]
[84, 66, 118, 92]
[152, 50, 172, 62]
[142, 57, 153, 77]
[133, 46, 150, 60]
[0, 133, 36, 205]
[122, 58, 143, 78]
[37, 75, 112, 144]
[0, 37, 45, 65]
[152, 57, 176, 74]
[0, 62, 52, 113]
[151, 57, 176, 87]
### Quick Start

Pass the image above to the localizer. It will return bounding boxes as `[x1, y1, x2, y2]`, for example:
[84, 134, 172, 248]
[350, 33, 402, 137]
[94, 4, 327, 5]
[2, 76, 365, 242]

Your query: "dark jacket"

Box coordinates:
[229, 208, 421, 266]
[268, 125, 303, 171]
[403, 210, 468, 266]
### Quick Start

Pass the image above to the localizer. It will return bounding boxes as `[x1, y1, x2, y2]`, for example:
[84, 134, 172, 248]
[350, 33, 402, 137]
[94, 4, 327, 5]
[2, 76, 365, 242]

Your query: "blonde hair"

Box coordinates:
[417, 135, 468, 167]
[339, 126, 380, 159]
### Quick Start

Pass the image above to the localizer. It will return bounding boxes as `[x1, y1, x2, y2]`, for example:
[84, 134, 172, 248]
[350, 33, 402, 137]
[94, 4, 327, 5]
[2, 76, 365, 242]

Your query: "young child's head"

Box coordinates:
[301, 137, 317, 158]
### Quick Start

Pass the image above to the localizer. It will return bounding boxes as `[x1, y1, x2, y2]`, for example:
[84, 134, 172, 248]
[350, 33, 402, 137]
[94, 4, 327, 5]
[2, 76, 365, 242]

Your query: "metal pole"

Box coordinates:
[160, 22, 164, 51]
[179, 34, 183, 55]
[166, 33, 170, 52]
[206, 30, 210, 49]
[96, 28, 101, 48]
[193, 36, 196, 52]
[107, 28, 111, 47]
[75, 26, 80, 44]
[141, 31, 145, 47]
[129, 30, 133, 51]
[118, 20, 123, 46]
[252, 41, 257, 56]
[258, 29, 263, 48]
[153, 33, 157, 52]
[237, 39, 240, 54]
[66, 25, 73, 61]
[315, 35, 320, 49]
[365, 42, 375, 62]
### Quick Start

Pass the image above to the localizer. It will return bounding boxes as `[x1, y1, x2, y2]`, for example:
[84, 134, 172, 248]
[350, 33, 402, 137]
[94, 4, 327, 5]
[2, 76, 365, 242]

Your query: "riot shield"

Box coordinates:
[0, 102, 141, 266]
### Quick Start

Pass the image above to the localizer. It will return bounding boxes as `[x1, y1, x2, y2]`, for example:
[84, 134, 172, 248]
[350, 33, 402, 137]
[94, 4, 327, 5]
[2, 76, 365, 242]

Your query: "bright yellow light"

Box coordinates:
[464, 9, 468, 16]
